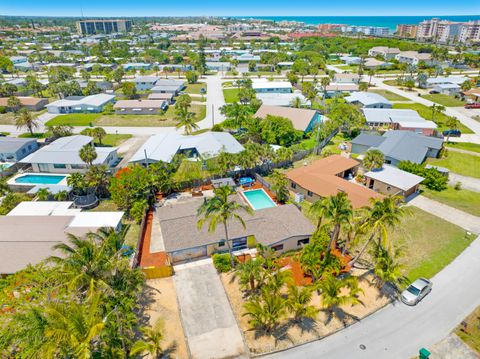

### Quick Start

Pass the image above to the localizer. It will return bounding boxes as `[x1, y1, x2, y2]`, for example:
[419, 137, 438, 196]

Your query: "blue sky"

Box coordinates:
[2, 0, 479, 17]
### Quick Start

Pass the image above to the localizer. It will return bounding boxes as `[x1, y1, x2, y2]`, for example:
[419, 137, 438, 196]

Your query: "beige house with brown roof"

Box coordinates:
[0, 97, 48, 111]
[254, 104, 323, 132]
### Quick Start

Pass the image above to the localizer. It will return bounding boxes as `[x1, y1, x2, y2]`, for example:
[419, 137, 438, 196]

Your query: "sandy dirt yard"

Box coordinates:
[220, 271, 391, 355]
[145, 278, 189, 359]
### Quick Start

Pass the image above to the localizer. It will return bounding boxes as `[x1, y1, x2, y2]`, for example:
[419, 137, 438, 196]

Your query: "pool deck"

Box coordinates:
[7, 172, 70, 187]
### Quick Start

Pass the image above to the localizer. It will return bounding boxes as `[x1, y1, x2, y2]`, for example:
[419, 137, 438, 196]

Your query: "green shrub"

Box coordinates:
[211, 124, 224, 132]
[398, 161, 447, 191]
[247, 235, 257, 249]
[212, 253, 236, 273]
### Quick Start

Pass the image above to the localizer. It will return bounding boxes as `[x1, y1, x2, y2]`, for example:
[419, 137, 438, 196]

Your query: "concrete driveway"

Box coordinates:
[173, 258, 247, 359]
[449, 172, 480, 193]
[265, 235, 480, 359]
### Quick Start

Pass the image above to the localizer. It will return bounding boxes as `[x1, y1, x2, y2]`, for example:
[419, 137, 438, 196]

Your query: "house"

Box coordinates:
[286, 155, 383, 208]
[362, 108, 437, 136]
[113, 99, 168, 115]
[333, 73, 360, 84]
[351, 131, 443, 166]
[364, 165, 424, 198]
[0, 97, 48, 111]
[20, 135, 118, 173]
[150, 79, 185, 95]
[395, 51, 432, 66]
[340, 56, 361, 65]
[432, 83, 461, 96]
[256, 92, 309, 107]
[325, 83, 359, 97]
[122, 63, 152, 71]
[0, 137, 39, 162]
[132, 76, 160, 91]
[363, 58, 391, 70]
[156, 196, 314, 263]
[426, 76, 469, 88]
[46, 94, 115, 114]
[251, 79, 292, 93]
[345, 92, 392, 108]
[205, 61, 231, 72]
[0, 201, 124, 274]
[254, 104, 323, 132]
[464, 88, 480, 102]
[129, 132, 244, 164]
[368, 46, 400, 59]
[147, 92, 175, 103]
[76, 80, 113, 92]
[159, 64, 193, 72]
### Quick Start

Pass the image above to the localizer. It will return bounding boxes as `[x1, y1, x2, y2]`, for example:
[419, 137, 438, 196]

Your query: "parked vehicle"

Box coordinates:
[401, 278, 432, 305]
[442, 129, 461, 137]
[465, 103, 480, 109]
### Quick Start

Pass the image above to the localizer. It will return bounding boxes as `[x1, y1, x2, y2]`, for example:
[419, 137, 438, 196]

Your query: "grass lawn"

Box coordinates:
[389, 207, 475, 282]
[185, 83, 207, 95]
[89, 199, 118, 212]
[445, 142, 480, 154]
[223, 88, 240, 103]
[99, 134, 132, 147]
[369, 89, 410, 101]
[46, 105, 206, 127]
[421, 186, 480, 217]
[455, 306, 480, 354]
[393, 102, 473, 134]
[383, 79, 400, 86]
[427, 151, 480, 178]
[421, 94, 466, 107]
[18, 132, 47, 138]
[335, 64, 358, 72]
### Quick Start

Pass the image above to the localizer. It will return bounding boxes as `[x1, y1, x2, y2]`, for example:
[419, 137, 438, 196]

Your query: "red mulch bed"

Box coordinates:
[139, 210, 169, 267]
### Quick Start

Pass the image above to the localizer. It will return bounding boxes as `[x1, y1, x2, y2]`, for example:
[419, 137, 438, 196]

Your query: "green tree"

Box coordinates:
[445, 116, 459, 142]
[323, 192, 353, 250]
[430, 104, 446, 123]
[301, 81, 318, 108]
[286, 285, 318, 322]
[7, 96, 21, 113]
[185, 70, 199, 84]
[309, 197, 329, 231]
[363, 149, 385, 170]
[79, 144, 97, 167]
[15, 108, 38, 136]
[259, 115, 300, 146]
[121, 82, 137, 99]
[371, 243, 406, 290]
[130, 319, 164, 359]
[243, 286, 287, 333]
[36, 188, 51, 201]
[92, 127, 107, 145]
[236, 258, 264, 293]
[0, 56, 13, 73]
[197, 186, 253, 267]
[270, 169, 289, 203]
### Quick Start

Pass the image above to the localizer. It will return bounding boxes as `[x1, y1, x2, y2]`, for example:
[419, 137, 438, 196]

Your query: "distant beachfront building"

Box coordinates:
[417, 18, 463, 43]
[76, 19, 132, 35]
[396, 24, 418, 39]
[340, 25, 390, 37]
[458, 21, 480, 43]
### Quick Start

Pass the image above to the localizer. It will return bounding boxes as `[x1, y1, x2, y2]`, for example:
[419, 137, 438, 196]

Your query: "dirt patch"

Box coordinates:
[220, 271, 390, 355]
[145, 278, 189, 359]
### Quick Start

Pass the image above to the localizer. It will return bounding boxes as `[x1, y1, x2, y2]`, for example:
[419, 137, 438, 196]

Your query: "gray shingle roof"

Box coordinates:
[351, 133, 386, 147]
[0, 137, 37, 153]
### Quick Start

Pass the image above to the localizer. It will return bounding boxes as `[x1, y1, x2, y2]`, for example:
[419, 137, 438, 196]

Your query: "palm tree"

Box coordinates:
[92, 127, 107, 145]
[197, 186, 253, 267]
[430, 104, 446, 123]
[67, 172, 87, 194]
[175, 108, 199, 135]
[309, 197, 329, 232]
[15, 108, 38, 136]
[349, 196, 407, 266]
[36, 188, 51, 201]
[270, 169, 289, 203]
[371, 243, 406, 290]
[367, 69, 375, 88]
[237, 258, 264, 293]
[54, 190, 69, 201]
[286, 285, 318, 322]
[130, 319, 164, 359]
[323, 192, 353, 250]
[317, 274, 363, 324]
[290, 96, 303, 108]
[445, 116, 459, 142]
[363, 149, 385, 171]
[243, 286, 287, 334]
[79, 144, 97, 167]
[85, 164, 110, 198]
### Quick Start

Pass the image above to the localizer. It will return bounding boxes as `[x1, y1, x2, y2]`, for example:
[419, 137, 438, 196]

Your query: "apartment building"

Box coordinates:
[417, 18, 473, 43]
[459, 21, 480, 43]
[396, 24, 418, 38]
[76, 19, 132, 35]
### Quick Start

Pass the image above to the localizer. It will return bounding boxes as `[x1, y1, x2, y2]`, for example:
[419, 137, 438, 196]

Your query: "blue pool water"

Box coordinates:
[243, 189, 276, 210]
[15, 174, 66, 185]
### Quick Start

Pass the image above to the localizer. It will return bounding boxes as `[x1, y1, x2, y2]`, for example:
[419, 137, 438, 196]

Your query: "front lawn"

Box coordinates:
[455, 306, 480, 354]
[18, 132, 47, 138]
[185, 83, 207, 95]
[99, 134, 132, 147]
[45, 105, 206, 127]
[369, 89, 410, 101]
[427, 152, 480, 178]
[0, 110, 47, 125]
[393, 103, 473, 134]
[421, 186, 480, 217]
[223, 88, 240, 103]
[445, 142, 480, 154]
[389, 207, 475, 282]
[421, 94, 466, 107]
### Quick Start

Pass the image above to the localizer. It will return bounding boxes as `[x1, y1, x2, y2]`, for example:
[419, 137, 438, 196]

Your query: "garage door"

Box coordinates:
[171, 246, 208, 263]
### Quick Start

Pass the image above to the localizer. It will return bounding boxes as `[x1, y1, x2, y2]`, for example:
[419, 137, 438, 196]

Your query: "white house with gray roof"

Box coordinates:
[362, 108, 437, 136]
[20, 135, 118, 173]
[129, 132, 244, 165]
[345, 92, 392, 108]
[0, 137, 39, 162]
[364, 165, 424, 199]
[46, 94, 115, 114]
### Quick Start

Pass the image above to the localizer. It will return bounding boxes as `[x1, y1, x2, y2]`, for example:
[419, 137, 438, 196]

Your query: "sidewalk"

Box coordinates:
[408, 195, 480, 234]
[448, 173, 480, 193]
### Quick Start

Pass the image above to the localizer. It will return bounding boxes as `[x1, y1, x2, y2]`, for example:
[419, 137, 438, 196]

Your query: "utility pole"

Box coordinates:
[314, 121, 322, 155]
[144, 149, 149, 168]
[212, 104, 215, 126]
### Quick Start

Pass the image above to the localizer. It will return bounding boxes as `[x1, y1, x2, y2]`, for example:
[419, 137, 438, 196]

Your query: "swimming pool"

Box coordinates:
[15, 174, 67, 185]
[242, 189, 276, 210]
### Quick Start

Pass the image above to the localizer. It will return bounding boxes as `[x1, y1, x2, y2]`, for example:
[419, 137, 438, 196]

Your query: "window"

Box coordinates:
[218, 241, 225, 247]
[386, 186, 391, 191]
[297, 238, 309, 246]
[71, 164, 84, 169]
[291, 182, 297, 189]
[53, 163, 66, 169]
[307, 191, 313, 197]
[272, 244, 284, 251]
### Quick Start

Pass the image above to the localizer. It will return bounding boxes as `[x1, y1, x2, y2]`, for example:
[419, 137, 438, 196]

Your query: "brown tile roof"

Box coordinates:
[156, 197, 314, 252]
[286, 155, 383, 208]
[254, 104, 318, 131]
[0, 97, 47, 107]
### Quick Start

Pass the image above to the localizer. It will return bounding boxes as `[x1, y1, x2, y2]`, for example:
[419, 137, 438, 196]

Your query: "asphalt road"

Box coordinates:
[264, 236, 480, 359]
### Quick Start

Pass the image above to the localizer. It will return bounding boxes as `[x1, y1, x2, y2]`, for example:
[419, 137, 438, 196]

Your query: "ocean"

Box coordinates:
[232, 16, 480, 31]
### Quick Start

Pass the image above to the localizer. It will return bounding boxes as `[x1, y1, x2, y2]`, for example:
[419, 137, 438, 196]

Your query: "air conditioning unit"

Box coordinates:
[294, 192, 304, 203]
